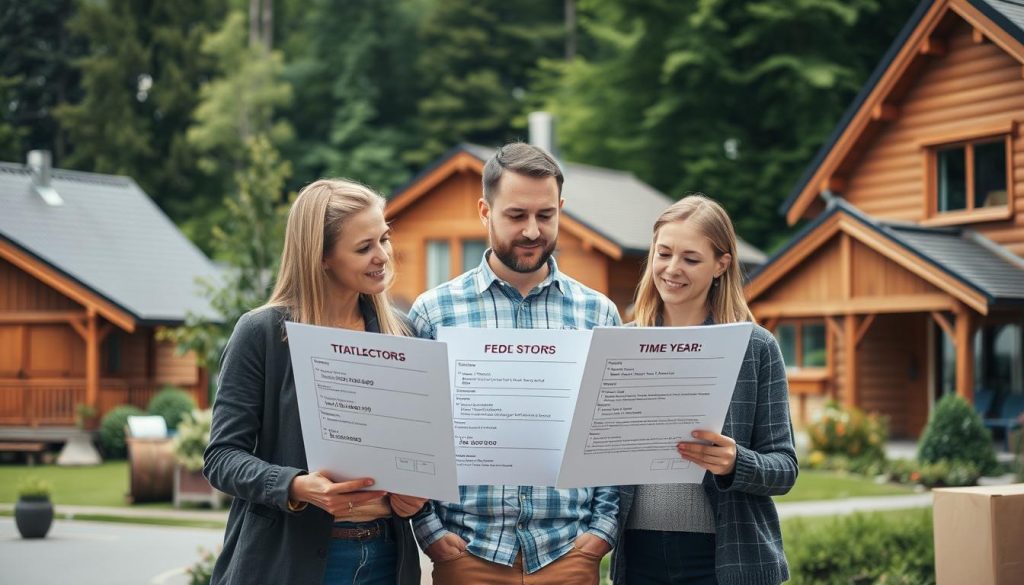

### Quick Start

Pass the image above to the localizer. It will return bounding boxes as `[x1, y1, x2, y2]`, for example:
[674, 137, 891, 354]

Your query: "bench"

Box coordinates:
[983, 393, 1024, 451]
[0, 442, 47, 466]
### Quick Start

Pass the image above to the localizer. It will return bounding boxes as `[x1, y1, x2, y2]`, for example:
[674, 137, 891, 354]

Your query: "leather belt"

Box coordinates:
[331, 523, 385, 541]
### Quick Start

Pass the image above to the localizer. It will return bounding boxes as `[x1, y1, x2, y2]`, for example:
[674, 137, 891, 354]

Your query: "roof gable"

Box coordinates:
[0, 163, 219, 326]
[749, 199, 1024, 314]
[781, 0, 1024, 225]
[388, 144, 767, 265]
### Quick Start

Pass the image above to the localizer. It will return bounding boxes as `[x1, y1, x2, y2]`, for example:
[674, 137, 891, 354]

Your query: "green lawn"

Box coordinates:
[775, 469, 915, 502]
[0, 461, 130, 506]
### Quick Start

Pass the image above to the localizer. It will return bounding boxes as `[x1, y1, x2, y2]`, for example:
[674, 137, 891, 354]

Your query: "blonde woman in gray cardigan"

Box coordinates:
[612, 195, 798, 585]
[205, 179, 426, 585]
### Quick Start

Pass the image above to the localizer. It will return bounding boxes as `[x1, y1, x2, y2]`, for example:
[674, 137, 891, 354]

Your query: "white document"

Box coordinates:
[437, 327, 592, 487]
[285, 322, 459, 502]
[556, 323, 754, 488]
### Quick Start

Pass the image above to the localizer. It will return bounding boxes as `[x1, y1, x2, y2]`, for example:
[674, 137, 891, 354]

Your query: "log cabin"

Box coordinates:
[385, 143, 766, 317]
[0, 151, 218, 440]
[746, 0, 1024, 438]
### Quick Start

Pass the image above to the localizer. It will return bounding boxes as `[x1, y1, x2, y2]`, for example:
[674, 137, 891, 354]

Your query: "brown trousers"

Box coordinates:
[431, 548, 603, 585]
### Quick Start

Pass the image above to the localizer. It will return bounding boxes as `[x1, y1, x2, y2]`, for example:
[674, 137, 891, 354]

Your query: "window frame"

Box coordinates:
[774, 318, 830, 373]
[922, 123, 1015, 226]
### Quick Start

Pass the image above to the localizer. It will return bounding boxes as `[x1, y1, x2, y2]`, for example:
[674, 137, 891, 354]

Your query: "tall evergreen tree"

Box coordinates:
[407, 0, 565, 166]
[535, 0, 919, 250]
[279, 0, 422, 192]
[55, 0, 225, 220]
[0, 0, 82, 162]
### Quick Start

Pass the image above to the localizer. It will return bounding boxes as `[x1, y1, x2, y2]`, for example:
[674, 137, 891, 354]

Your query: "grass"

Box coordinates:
[0, 461, 130, 506]
[775, 469, 915, 502]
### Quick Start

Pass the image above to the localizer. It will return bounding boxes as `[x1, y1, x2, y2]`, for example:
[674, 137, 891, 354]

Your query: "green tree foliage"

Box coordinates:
[54, 0, 225, 220]
[159, 136, 291, 369]
[0, 0, 82, 161]
[279, 0, 422, 192]
[407, 0, 565, 166]
[918, 394, 999, 475]
[534, 0, 919, 250]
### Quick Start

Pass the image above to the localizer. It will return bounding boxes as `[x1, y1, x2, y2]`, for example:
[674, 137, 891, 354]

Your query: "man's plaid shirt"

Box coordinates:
[408, 252, 622, 573]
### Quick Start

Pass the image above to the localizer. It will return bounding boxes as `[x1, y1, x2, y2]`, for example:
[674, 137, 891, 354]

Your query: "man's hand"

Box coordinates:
[288, 472, 385, 517]
[573, 533, 612, 557]
[425, 532, 468, 562]
[388, 493, 427, 518]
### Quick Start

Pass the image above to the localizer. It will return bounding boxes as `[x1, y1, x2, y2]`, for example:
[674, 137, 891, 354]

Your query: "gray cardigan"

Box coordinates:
[611, 324, 798, 585]
[204, 301, 421, 585]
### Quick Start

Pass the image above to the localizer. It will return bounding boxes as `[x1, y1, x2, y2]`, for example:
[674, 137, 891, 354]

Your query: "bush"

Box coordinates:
[16, 476, 52, 500]
[98, 405, 146, 459]
[186, 547, 218, 585]
[148, 386, 198, 431]
[807, 401, 888, 467]
[173, 409, 213, 472]
[786, 509, 934, 585]
[918, 394, 998, 475]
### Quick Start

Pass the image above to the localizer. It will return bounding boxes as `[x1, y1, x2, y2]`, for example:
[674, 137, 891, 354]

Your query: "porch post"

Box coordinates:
[85, 308, 99, 409]
[844, 313, 859, 408]
[954, 303, 974, 402]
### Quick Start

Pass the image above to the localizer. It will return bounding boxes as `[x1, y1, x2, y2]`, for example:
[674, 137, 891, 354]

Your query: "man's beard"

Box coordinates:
[492, 237, 556, 274]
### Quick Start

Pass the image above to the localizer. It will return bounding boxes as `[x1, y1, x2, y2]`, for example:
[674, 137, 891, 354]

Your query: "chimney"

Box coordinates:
[28, 150, 63, 206]
[528, 111, 558, 158]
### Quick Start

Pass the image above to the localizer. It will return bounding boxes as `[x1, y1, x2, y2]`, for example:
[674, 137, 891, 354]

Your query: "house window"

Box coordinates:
[775, 321, 827, 370]
[933, 136, 1009, 215]
[462, 240, 487, 272]
[426, 240, 450, 289]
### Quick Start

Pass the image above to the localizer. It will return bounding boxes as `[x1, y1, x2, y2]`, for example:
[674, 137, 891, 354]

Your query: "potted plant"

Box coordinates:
[172, 409, 227, 508]
[74, 403, 99, 431]
[15, 476, 54, 539]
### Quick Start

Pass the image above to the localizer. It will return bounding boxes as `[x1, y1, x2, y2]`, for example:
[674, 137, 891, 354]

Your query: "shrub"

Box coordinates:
[148, 386, 198, 431]
[807, 401, 888, 467]
[16, 476, 52, 500]
[98, 405, 146, 459]
[786, 509, 934, 585]
[186, 547, 218, 585]
[173, 409, 213, 472]
[917, 394, 998, 475]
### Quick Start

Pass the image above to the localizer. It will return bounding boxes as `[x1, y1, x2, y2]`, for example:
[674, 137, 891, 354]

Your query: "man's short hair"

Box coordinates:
[482, 142, 564, 204]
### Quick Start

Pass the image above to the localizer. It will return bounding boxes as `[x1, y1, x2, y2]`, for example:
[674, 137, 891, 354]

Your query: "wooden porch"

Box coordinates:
[0, 376, 208, 428]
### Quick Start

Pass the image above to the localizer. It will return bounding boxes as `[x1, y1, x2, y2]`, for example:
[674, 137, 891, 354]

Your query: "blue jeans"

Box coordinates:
[321, 519, 398, 585]
[623, 529, 717, 585]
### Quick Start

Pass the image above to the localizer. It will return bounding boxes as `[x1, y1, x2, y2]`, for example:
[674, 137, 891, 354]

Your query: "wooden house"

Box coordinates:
[0, 152, 218, 438]
[386, 144, 766, 316]
[746, 0, 1024, 437]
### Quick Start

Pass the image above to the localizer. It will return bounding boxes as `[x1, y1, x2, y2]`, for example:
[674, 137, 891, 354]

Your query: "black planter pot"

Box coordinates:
[14, 496, 54, 539]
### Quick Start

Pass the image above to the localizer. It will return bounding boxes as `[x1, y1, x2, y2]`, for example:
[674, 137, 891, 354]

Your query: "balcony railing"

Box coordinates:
[0, 378, 202, 427]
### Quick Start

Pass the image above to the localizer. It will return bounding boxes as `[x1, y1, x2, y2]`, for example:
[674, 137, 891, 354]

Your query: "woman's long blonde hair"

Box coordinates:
[633, 194, 754, 326]
[264, 178, 409, 336]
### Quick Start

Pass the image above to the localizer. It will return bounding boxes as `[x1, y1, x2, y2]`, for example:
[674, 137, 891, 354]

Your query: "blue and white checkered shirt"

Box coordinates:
[409, 252, 622, 573]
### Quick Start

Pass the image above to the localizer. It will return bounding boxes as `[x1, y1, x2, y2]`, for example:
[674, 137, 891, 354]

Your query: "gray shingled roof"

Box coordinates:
[460, 145, 766, 266]
[885, 223, 1024, 304]
[0, 162, 219, 324]
[980, 0, 1024, 35]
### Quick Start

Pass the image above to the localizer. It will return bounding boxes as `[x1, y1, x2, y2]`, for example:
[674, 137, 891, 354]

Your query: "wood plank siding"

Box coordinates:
[387, 169, 623, 315]
[843, 21, 1024, 255]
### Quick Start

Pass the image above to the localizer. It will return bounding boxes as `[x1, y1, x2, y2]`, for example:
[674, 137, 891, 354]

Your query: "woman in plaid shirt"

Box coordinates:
[612, 195, 798, 585]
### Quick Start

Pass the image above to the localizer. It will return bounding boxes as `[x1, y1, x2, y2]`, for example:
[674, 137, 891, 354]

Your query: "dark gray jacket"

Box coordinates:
[204, 301, 421, 585]
[612, 324, 798, 585]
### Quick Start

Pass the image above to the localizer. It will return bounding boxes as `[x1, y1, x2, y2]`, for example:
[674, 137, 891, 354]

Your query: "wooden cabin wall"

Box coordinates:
[555, 238, 610, 298]
[854, 314, 930, 437]
[850, 240, 944, 297]
[154, 340, 198, 386]
[0, 256, 79, 311]
[843, 20, 1024, 255]
[389, 171, 484, 307]
[607, 255, 646, 318]
[757, 236, 844, 304]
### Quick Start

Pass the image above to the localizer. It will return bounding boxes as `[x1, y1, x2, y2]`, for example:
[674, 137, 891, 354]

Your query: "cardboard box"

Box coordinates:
[933, 484, 1024, 585]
